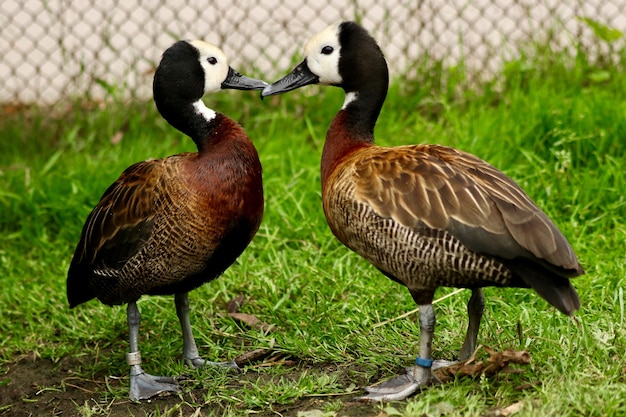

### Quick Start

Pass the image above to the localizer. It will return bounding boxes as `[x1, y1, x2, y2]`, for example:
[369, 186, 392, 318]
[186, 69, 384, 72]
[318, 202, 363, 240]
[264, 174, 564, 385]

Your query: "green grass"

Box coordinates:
[1, 44, 625, 416]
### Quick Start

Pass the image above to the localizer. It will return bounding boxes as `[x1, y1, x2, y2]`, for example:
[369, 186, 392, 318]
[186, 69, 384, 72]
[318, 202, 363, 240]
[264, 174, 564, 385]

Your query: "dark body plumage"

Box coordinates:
[67, 40, 265, 401]
[67, 115, 263, 307]
[262, 22, 583, 400]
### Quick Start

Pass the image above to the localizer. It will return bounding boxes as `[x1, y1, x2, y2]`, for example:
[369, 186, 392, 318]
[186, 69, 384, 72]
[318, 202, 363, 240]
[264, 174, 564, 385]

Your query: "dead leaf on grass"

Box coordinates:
[486, 400, 525, 417]
[234, 348, 297, 368]
[228, 312, 275, 332]
[434, 346, 531, 383]
[227, 294, 246, 313]
[233, 348, 272, 366]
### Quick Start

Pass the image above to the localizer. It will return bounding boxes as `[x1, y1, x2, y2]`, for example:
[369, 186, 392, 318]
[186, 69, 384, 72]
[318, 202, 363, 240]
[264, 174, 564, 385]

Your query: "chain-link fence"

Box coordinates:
[2, 0, 625, 104]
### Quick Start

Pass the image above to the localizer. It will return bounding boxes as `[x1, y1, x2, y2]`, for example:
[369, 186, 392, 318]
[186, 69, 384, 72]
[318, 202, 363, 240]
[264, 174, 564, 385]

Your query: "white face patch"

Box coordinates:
[302, 24, 343, 85]
[188, 40, 229, 95]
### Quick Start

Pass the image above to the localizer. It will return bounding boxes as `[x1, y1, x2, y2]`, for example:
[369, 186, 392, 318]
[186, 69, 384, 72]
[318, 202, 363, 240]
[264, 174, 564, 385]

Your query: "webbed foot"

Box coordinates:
[356, 359, 458, 402]
[129, 366, 180, 401]
[358, 372, 422, 402]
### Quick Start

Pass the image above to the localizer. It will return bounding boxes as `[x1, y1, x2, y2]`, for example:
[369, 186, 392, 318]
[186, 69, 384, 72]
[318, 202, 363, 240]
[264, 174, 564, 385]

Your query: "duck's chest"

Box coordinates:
[321, 162, 363, 244]
[156, 152, 263, 241]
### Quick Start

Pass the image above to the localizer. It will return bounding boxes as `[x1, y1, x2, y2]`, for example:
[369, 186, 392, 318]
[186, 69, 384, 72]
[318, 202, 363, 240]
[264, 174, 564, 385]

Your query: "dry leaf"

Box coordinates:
[227, 294, 246, 313]
[434, 346, 530, 382]
[486, 400, 524, 417]
[228, 312, 275, 332]
[234, 348, 272, 366]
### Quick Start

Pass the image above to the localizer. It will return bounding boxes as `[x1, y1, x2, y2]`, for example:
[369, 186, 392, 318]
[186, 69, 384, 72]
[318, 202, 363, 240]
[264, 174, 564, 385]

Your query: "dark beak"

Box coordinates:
[221, 67, 268, 91]
[261, 59, 319, 98]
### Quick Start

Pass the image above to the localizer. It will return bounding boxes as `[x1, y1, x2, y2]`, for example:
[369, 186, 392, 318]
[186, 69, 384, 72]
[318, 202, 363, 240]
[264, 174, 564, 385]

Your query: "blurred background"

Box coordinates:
[2, 0, 626, 104]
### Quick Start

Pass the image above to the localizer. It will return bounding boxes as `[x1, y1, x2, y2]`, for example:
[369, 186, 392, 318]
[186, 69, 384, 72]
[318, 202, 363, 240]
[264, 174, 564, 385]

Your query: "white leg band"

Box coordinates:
[126, 351, 142, 366]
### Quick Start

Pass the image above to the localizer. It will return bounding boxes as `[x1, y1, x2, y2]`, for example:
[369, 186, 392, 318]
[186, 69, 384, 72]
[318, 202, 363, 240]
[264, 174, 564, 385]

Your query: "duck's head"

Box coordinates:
[154, 40, 266, 134]
[261, 22, 388, 100]
[155, 40, 267, 100]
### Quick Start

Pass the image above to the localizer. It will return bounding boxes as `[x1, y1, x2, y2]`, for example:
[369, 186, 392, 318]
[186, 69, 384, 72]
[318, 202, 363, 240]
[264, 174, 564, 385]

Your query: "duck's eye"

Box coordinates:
[207, 57, 218, 65]
[321, 46, 334, 55]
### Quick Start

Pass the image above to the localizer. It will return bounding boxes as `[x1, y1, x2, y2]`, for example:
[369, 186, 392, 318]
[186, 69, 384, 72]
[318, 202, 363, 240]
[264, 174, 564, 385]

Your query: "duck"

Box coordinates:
[261, 21, 584, 401]
[67, 40, 266, 401]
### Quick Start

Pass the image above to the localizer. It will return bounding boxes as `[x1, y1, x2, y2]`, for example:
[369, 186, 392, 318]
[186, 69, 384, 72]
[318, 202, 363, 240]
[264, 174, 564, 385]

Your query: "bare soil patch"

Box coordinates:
[0, 352, 381, 417]
[1, 347, 531, 416]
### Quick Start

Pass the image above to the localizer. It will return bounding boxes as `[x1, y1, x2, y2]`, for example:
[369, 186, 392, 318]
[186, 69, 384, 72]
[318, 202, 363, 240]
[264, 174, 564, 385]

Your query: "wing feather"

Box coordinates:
[352, 144, 581, 272]
[75, 159, 166, 268]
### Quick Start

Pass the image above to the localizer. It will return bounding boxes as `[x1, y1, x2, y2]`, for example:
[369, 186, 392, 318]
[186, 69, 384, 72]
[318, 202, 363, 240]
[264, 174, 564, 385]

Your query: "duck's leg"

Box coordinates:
[458, 288, 484, 361]
[127, 301, 180, 401]
[357, 303, 437, 402]
[175, 292, 239, 370]
[357, 289, 485, 402]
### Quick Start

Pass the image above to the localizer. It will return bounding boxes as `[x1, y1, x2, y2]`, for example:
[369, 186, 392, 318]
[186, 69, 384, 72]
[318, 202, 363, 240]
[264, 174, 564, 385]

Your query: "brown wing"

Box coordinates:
[67, 158, 169, 306]
[79, 160, 163, 264]
[353, 144, 582, 274]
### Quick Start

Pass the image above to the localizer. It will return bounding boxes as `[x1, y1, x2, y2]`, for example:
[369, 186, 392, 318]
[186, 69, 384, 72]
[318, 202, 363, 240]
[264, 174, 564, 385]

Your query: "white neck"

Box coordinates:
[193, 100, 217, 123]
[341, 91, 359, 110]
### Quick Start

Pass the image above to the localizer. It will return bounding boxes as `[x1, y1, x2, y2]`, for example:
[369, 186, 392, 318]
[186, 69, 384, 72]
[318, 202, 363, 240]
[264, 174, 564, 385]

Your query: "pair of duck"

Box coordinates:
[67, 21, 583, 402]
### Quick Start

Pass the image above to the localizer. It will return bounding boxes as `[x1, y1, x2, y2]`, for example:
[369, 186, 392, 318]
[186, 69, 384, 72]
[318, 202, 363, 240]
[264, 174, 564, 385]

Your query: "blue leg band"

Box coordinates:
[415, 356, 434, 368]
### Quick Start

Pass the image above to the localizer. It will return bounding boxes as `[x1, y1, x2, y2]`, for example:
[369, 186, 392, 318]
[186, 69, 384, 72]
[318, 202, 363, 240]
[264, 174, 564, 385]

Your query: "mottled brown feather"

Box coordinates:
[79, 160, 163, 265]
[348, 144, 581, 273]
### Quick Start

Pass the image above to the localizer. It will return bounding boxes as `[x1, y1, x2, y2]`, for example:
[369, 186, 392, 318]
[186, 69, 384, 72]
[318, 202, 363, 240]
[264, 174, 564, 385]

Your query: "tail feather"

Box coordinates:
[527, 275, 580, 315]
[507, 260, 581, 315]
[67, 261, 96, 308]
